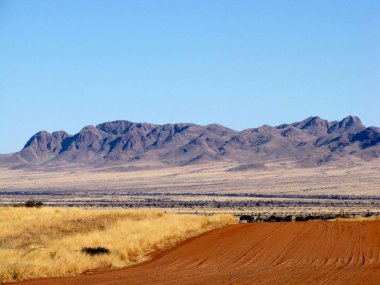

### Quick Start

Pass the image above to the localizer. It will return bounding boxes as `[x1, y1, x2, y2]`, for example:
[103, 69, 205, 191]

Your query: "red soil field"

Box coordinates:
[18, 221, 380, 285]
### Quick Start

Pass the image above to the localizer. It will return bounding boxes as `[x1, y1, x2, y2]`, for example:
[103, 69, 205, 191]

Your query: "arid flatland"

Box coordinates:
[1, 160, 379, 214]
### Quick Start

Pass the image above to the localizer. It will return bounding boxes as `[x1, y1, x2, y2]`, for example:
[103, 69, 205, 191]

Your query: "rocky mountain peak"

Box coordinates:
[2, 115, 378, 168]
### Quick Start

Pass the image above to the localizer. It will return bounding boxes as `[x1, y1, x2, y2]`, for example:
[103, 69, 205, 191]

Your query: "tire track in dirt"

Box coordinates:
[17, 221, 380, 285]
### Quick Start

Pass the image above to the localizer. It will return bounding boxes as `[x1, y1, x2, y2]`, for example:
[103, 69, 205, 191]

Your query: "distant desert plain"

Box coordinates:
[0, 159, 379, 215]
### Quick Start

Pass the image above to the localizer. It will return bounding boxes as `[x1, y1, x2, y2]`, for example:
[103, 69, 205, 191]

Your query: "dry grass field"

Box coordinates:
[333, 215, 380, 222]
[0, 207, 235, 283]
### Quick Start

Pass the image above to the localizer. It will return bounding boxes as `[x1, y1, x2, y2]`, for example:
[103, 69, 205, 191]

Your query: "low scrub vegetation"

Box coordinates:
[239, 212, 380, 223]
[0, 207, 235, 283]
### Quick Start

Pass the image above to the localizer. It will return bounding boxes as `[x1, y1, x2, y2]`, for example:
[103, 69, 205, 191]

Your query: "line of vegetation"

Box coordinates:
[1, 191, 380, 200]
[239, 211, 380, 223]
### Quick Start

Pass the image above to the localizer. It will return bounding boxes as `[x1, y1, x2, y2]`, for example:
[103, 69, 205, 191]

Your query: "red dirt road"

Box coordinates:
[19, 222, 380, 285]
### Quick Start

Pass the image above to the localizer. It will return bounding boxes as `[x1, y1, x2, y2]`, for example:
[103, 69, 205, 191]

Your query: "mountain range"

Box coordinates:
[1, 115, 379, 170]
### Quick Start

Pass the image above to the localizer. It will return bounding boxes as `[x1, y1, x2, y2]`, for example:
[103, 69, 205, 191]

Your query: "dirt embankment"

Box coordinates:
[17, 221, 380, 285]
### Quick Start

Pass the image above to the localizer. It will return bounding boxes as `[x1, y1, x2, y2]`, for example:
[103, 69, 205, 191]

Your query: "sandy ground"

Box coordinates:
[1, 160, 380, 195]
[17, 221, 380, 285]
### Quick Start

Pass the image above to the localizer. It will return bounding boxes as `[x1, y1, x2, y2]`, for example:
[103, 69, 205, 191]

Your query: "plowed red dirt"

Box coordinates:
[18, 222, 380, 285]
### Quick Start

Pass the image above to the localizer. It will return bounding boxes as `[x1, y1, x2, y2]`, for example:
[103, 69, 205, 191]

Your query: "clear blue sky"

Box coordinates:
[0, 0, 379, 153]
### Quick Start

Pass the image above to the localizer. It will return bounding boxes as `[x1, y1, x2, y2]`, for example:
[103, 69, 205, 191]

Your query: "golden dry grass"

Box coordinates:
[332, 215, 380, 222]
[0, 207, 235, 283]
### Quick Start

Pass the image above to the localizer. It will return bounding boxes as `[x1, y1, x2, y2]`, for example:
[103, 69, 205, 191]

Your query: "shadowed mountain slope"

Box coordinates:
[1, 116, 379, 169]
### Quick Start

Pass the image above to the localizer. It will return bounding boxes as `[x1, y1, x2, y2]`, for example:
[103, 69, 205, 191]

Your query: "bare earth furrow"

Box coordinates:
[17, 221, 380, 285]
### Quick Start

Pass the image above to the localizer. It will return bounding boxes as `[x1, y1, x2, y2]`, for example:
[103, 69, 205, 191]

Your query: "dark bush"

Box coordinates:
[295, 214, 339, 222]
[261, 215, 292, 222]
[321, 215, 336, 221]
[266, 215, 278, 222]
[239, 215, 254, 223]
[282, 215, 293, 222]
[82, 246, 110, 256]
[25, 201, 43, 208]
[295, 216, 308, 222]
